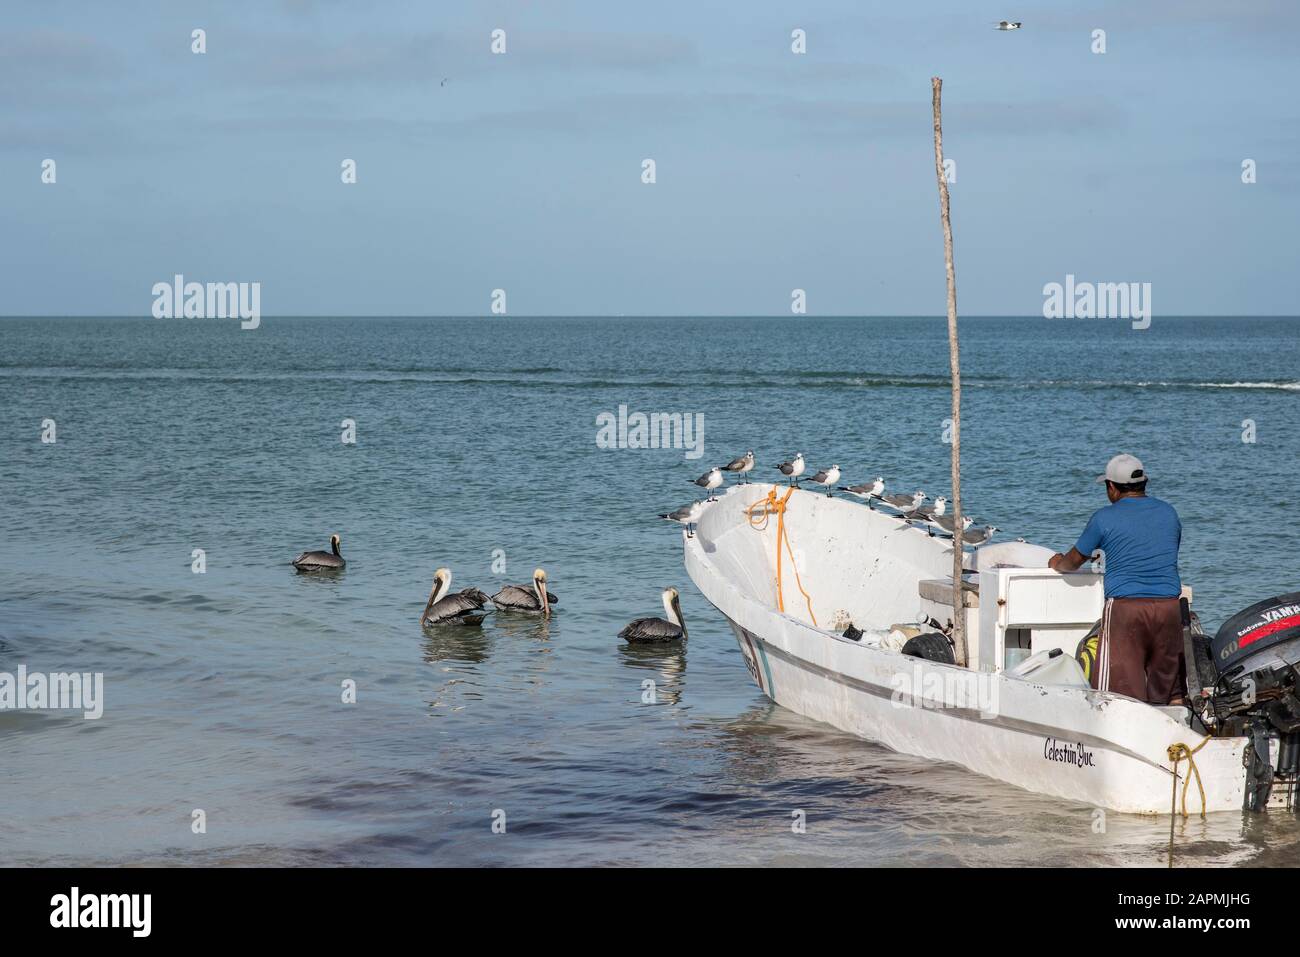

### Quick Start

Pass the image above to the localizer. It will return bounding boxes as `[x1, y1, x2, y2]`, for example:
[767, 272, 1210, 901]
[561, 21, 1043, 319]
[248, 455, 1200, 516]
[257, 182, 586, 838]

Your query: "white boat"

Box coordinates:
[683, 482, 1299, 815]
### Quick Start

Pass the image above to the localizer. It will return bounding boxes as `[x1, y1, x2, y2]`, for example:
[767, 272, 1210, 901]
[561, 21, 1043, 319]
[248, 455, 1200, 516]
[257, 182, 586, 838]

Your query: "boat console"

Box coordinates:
[916, 540, 1104, 675]
[974, 544, 1103, 675]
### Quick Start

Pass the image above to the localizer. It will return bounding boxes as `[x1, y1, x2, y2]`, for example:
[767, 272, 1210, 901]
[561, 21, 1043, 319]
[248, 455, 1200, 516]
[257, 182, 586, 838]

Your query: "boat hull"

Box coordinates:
[685, 484, 1248, 815]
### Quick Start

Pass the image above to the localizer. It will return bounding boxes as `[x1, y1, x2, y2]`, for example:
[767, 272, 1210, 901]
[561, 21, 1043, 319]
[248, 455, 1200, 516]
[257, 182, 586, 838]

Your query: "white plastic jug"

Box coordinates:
[1008, 647, 1089, 687]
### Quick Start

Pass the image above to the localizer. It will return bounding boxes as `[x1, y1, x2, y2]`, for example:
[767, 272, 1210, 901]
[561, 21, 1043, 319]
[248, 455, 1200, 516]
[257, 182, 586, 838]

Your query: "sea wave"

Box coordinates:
[1049, 379, 1300, 392]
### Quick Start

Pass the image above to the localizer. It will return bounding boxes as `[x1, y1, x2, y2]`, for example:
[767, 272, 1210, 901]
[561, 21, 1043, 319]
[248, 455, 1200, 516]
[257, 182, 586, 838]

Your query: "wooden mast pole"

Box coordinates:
[931, 77, 967, 666]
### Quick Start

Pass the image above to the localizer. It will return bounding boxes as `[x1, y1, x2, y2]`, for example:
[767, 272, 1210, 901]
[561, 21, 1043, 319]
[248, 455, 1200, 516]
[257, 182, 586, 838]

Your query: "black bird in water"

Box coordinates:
[491, 567, 557, 618]
[619, 587, 688, 644]
[421, 568, 490, 627]
[292, 533, 345, 571]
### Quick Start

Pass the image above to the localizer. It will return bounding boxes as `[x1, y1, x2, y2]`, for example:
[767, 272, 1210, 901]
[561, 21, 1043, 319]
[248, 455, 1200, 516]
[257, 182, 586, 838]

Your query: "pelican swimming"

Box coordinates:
[774, 452, 806, 485]
[421, 567, 490, 627]
[292, 533, 345, 571]
[720, 450, 756, 483]
[490, 568, 556, 617]
[618, 587, 687, 644]
[805, 464, 841, 495]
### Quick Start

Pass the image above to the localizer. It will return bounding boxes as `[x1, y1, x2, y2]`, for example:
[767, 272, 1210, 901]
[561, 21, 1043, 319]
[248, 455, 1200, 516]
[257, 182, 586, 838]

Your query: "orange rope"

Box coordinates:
[1167, 736, 1211, 820]
[745, 487, 817, 625]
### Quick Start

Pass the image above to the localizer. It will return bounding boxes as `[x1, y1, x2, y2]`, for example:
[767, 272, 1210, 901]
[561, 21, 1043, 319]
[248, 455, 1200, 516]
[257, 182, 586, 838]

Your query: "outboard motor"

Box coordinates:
[1194, 592, 1300, 811]
[1212, 592, 1300, 676]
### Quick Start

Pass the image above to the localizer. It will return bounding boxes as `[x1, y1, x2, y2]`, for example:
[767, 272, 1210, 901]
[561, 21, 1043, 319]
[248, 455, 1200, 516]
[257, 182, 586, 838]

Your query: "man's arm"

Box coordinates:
[1053, 510, 1104, 573]
[1048, 547, 1089, 572]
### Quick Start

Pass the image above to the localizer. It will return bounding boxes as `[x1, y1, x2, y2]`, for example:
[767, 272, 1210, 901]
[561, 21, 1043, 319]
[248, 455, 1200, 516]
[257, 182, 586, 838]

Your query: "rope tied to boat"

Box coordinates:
[1167, 735, 1211, 820]
[745, 487, 817, 626]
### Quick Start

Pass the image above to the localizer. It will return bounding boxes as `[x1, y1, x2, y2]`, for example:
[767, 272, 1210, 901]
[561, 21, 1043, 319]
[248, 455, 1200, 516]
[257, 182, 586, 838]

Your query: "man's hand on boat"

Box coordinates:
[1048, 547, 1094, 572]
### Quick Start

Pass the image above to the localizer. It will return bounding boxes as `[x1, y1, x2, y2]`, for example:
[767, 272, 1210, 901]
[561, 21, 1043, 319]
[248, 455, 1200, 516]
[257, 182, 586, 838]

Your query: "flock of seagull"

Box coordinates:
[665, 450, 999, 546]
[640, 450, 1003, 647]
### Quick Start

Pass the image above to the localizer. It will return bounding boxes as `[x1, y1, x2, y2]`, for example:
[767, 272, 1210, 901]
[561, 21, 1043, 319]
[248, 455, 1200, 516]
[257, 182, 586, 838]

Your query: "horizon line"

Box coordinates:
[4, 314, 1299, 321]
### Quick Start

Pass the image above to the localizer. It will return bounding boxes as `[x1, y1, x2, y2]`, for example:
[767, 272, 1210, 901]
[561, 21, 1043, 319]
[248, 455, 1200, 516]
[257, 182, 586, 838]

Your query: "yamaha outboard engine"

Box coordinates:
[1193, 592, 1300, 811]
[1212, 592, 1300, 677]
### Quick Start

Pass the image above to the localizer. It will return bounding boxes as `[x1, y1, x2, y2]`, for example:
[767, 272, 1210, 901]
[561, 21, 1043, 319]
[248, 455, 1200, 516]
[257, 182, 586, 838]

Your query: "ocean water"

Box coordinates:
[1, 315, 1297, 867]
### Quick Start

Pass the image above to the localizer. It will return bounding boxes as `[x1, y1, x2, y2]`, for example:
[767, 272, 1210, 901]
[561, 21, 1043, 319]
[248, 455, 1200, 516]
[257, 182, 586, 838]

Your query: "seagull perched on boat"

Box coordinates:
[688, 466, 724, 499]
[905, 495, 947, 522]
[659, 500, 707, 537]
[421, 567, 490, 627]
[720, 450, 755, 483]
[805, 464, 841, 496]
[960, 525, 999, 547]
[618, 587, 688, 644]
[881, 490, 926, 514]
[839, 476, 885, 506]
[291, 533, 345, 571]
[927, 514, 973, 538]
[490, 567, 556, 617]
[995, 20, 1022, 30]
[774, 453, 806, 485]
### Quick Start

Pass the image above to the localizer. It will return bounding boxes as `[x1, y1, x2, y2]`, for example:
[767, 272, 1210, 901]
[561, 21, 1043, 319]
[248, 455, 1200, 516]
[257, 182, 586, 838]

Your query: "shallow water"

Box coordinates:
[1, 315, 1297, 865]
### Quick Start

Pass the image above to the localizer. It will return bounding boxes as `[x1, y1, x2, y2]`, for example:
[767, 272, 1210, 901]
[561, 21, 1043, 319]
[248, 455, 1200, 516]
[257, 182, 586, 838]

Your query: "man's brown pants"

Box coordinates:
[1093, 596, 1185, 704]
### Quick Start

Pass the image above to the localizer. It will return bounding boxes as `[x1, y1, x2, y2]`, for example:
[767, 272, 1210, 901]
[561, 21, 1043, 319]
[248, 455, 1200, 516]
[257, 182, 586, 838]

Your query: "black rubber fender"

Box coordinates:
[901, 631, 956, 664]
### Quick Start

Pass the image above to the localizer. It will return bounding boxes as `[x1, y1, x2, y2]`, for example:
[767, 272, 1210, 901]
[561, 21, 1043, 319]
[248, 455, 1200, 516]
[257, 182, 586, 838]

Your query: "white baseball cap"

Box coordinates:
[1096, 453, 1148, 484]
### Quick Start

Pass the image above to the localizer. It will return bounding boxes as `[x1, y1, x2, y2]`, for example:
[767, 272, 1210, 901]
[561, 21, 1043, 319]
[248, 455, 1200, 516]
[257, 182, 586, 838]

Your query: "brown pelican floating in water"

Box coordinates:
[619, 587, 687, 644]
[490, 568, 556, 617]
[292, 534, 345, 571]
[421, 567, 490, 627]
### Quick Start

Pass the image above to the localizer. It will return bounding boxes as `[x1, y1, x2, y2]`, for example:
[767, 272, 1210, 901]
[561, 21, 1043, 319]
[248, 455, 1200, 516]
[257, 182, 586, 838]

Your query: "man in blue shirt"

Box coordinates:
[1048, 454, 1185, 704]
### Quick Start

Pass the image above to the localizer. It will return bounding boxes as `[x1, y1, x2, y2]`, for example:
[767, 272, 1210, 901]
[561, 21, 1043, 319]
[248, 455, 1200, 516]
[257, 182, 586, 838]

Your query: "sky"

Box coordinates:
[2, 0, 1298, 316]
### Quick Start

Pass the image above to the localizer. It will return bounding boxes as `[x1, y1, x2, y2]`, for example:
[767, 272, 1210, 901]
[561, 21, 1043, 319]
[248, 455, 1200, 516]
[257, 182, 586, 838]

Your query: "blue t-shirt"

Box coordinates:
[1074, 496, 1182, 599]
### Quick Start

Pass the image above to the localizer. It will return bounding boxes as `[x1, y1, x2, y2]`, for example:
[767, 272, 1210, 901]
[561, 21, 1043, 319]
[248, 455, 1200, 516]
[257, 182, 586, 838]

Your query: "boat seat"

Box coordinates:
[918, 578, 979, 608]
